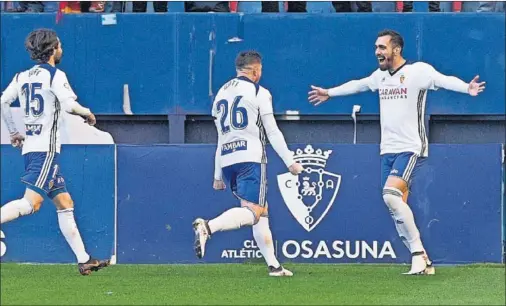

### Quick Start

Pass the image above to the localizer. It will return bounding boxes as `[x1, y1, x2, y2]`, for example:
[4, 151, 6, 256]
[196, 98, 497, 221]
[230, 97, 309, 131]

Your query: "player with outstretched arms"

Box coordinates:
[308, 30, 485, 275]
[193, 51, 303, 277]
[0, 29, 110, 275]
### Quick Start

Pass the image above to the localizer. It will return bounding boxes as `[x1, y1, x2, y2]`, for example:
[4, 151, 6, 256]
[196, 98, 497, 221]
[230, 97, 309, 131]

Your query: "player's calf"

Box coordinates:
[207, 203, 259, 234]
[0, 198, 35, 224]
[193, 206, 257, 259]
[253, 214, 293, 276]
[193, 201, 263, 259]
[53, 192, 93, 265]
[1, 189, 43, 224]
[382, 187, 425, 253]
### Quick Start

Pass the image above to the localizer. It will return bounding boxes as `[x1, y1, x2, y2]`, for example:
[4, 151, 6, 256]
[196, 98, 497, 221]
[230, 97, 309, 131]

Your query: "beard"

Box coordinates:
[378, 55, 393, 71]
[54, 54, 62, 65]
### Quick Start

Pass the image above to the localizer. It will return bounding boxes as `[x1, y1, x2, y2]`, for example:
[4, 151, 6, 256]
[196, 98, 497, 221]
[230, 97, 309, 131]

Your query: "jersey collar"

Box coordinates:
[388, 60, 407, 77]
[236, 76, 260, 96]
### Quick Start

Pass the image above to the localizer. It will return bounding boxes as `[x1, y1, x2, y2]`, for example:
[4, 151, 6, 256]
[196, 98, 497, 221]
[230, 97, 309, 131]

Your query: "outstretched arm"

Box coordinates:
[328, 77, 374, 96]
[308, 76, 375, 106]
[422, 63, 485, 96]
[432, 71, 485, 96]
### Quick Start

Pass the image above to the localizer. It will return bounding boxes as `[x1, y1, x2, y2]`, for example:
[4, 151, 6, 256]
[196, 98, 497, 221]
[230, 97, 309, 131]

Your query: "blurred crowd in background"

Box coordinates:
[1, 1, 505, 13]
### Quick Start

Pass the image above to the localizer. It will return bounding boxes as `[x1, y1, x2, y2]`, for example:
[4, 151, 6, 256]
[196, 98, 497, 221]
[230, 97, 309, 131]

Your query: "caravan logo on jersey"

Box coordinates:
[277, 145, 341, 232]
[379, 87, 408, 100]
[379, 74, 408, 100]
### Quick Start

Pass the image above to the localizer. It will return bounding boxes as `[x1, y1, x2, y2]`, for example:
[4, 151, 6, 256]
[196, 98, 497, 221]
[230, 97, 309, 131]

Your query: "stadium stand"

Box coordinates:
[2, 1, 504, 13]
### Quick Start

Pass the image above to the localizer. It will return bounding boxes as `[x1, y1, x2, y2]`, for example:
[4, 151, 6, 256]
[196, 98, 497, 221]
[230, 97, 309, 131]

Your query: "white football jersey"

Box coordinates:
[1, 64, 77, 155]
[366, 62, 459, 157]
[212, 76, 273, 167]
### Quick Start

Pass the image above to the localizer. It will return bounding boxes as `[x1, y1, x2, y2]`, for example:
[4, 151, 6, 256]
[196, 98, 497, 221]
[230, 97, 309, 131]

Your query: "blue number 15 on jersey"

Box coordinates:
[22, 82, 45, 117]
[216, 96, 248, 134]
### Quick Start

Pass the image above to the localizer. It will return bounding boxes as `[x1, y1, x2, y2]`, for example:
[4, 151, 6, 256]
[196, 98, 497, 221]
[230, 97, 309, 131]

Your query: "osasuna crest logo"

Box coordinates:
[277, 145, 341, 232]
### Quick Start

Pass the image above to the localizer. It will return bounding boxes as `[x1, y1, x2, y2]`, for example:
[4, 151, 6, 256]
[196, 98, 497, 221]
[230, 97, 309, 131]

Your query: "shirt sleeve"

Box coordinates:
[258, 90, 274, 116]
[328, 71, 379, 97]
[52, 70, 91, 116]
[261, 113, 295, 168]
[1, 74, 19, 106]
[1, 74, 20, 135]
[418, 62, 469, 93]
[52, 70, 78, 102]
[213, 119, 223, 180]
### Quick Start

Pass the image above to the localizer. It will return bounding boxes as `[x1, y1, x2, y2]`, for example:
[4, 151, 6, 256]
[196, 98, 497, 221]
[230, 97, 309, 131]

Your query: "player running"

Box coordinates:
[308, 29, 485, 275]
[193, 51, 303, 277]
[0, 29, 110, 275]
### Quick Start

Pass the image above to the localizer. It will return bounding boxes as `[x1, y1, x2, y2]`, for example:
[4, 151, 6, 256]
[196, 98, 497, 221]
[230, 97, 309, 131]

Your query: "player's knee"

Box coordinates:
[385, 175, 408, 192]
[240, 200, 263, 224]
[382, 187, 403, 211]
[58, 198, 74, 210]
[24, 188, 44, 213]
[251, 207, 262, 224]
[23, 195, 43, 213]
[52, 193, 74, 210]
[260, 208, 269, 218]
[402, 191, 409, 204]
[31, 200, 43, 213]
[66, 198, 74, 209]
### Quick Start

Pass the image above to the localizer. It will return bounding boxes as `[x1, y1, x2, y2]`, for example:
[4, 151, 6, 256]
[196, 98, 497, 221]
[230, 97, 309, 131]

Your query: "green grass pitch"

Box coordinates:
[1, 263, 504, 305]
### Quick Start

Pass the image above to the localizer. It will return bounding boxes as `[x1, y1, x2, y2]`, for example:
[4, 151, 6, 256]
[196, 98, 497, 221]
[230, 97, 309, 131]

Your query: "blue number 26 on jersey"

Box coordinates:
[216, 96, 248, 134]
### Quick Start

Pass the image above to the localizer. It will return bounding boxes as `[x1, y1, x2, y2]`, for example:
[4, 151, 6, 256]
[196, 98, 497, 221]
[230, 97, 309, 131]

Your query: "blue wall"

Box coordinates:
[1, 13, 504, 115]
[0, 145, 115, 263]
[2, 144, 503, 264]
[117, 144, 503, 264]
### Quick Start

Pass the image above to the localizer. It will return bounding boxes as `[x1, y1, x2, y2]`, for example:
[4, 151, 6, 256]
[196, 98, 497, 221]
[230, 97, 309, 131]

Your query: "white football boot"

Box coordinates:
[268, 265, 293, 277]
[192, 218, 210, 259]
[403, 251, 435, 275]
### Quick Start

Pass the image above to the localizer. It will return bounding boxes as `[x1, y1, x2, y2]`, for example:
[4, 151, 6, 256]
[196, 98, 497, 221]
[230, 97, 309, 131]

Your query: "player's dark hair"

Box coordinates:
[235, 51, 262, 70]
[378, 29, 404, 54]
[25, 29, 59, 63]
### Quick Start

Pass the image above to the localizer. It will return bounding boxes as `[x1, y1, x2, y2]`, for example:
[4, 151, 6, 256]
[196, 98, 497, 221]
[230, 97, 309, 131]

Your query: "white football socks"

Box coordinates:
[208, 207, 256, 234]
[1, 198, 33, 224]
[57, 208, 90, 264]
[253, 216, 280, 268]
[383, 187, 424, 253]
[389, 209, 411, 251]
